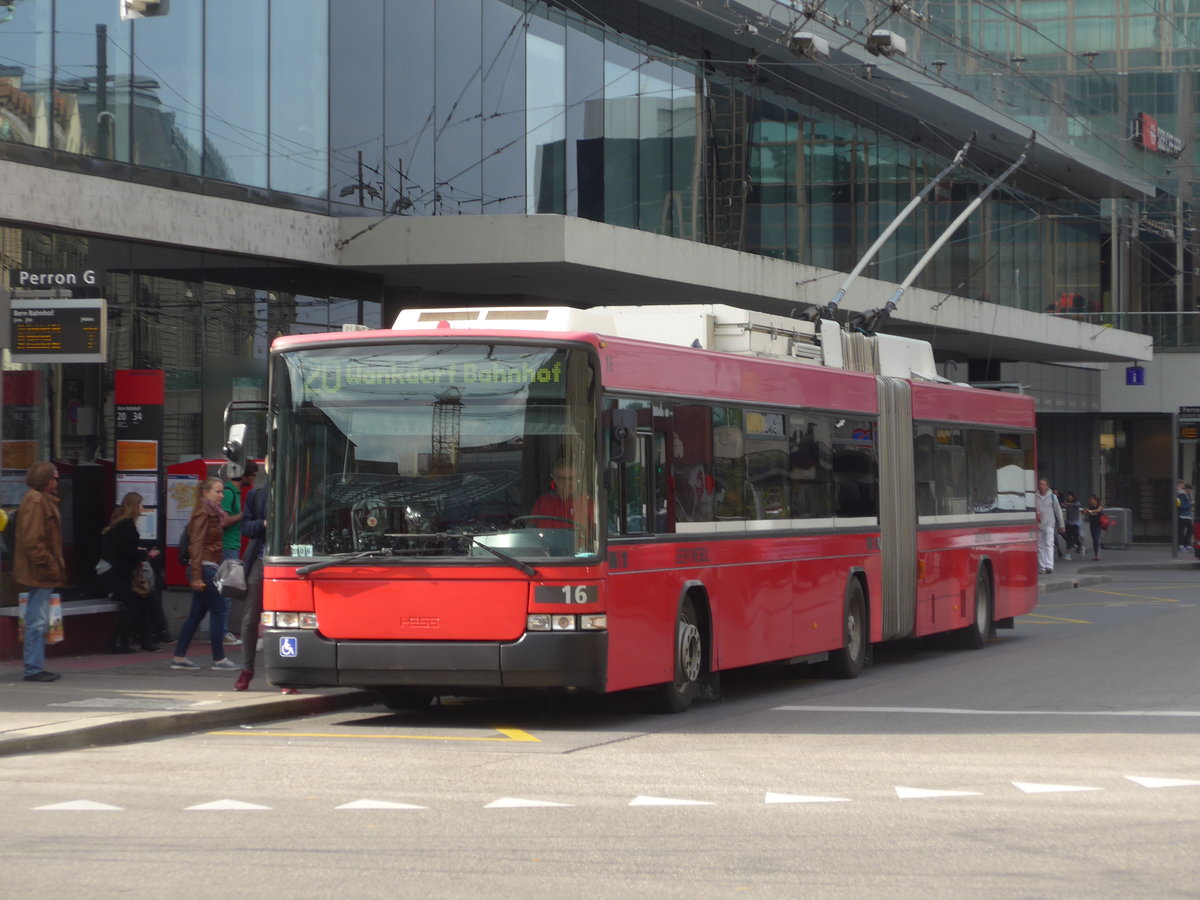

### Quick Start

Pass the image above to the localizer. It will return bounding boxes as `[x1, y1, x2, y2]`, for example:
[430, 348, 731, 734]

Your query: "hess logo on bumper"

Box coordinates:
[405, 617, 441, 628]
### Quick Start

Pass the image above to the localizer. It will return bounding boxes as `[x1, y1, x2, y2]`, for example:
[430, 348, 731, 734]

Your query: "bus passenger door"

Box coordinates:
[608, 433, 655, 536]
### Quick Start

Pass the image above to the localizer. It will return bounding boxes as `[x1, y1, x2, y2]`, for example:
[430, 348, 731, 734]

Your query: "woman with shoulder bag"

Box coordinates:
[171, 477, 239, 670]
[99, 492, 161, 653]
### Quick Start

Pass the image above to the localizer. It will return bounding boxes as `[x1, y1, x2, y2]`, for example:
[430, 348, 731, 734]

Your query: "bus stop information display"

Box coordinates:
[9, 299, 107, 363]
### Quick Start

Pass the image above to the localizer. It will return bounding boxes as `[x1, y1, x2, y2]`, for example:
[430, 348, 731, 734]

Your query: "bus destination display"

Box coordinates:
[9, 299, 107, 363]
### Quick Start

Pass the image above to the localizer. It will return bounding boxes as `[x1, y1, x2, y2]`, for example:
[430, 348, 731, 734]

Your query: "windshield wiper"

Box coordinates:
[294, 534, 539, 579]
[462, 534, 539, 578]
[295, 549, 391, 577]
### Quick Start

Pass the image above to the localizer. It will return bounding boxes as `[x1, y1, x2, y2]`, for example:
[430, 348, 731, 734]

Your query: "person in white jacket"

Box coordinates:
[1034, 477, 1064, 574]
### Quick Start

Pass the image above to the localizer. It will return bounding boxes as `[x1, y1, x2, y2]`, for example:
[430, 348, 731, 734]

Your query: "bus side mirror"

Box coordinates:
[609, 409, 638, 464]
[223, 423, 247, 480]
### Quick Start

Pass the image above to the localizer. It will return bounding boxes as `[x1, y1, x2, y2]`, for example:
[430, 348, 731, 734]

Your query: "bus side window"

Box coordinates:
[606, 399, 653, 536]
[713, 407, 747, 520]
[914, 429, 936, 517]
[933, 427, 967, 515]
[673, 404, 714, 523]
[967, 429, 999, 513]
[832, 417, 878, 518]
[789, 414, 834, 518]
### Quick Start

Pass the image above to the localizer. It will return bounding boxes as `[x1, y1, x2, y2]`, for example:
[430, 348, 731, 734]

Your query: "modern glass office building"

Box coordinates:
[6, 0, 1181, 307]
[0, 0, 1194, 574]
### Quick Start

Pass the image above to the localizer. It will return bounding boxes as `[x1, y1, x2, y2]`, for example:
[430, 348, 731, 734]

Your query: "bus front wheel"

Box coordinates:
[645, 598, 703, 714]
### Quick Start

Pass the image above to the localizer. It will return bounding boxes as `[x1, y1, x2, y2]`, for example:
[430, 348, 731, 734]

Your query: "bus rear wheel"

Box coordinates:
[826, 579, 867, 679]
[957, 568, 992, 650]
[645, 598, 703, 714]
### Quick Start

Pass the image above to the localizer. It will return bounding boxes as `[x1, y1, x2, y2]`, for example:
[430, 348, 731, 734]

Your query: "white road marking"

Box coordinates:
[764, 792, 851, 804]
[895, 787, 982, 799]
[1012, 782, 1101, 794]
[25, 776, 1200, 813]
[32, 800, 122, 811]
[185, 799, 271, 810]
[484, 797, 571, 808]
[336, 799, 428, 810]
[1125, 776, 1200, 789]
[774, 705, 1200, 718]
[629, 795, 713, 806]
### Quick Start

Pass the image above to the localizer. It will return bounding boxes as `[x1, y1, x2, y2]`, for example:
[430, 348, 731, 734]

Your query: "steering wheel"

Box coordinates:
[510, 514, 574, 528]
[352, 499, 388, 533]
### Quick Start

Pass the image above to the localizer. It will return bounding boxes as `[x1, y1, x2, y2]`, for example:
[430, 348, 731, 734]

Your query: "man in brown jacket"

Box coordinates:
[14, 461, 66, 682]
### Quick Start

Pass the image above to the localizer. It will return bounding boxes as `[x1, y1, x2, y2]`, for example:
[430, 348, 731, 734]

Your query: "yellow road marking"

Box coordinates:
[209, 726, 540, 743]
[1080, 588, 1180, 602]
[1022, 613, 1092, 624]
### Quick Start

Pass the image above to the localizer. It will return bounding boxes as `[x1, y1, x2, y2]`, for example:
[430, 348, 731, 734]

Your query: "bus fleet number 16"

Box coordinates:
[534, 585, 598, 605]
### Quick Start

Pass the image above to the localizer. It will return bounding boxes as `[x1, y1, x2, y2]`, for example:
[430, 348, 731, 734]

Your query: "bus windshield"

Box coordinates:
[271, 341, 598, 563]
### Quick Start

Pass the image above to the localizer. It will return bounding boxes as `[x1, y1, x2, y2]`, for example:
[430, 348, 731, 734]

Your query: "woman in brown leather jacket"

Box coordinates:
[171, 477, 239, 670]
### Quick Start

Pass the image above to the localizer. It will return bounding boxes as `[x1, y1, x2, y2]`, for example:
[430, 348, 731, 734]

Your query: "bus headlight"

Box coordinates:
[262, 611, 319, 629]
[526, 614, 607, 632]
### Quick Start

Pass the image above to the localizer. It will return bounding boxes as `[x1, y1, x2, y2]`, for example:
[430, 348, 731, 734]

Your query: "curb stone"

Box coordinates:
[0, 689, 375, 759]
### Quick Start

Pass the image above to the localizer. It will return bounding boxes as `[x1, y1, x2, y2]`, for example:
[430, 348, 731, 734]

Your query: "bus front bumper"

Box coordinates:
[263, 629, 607, 693]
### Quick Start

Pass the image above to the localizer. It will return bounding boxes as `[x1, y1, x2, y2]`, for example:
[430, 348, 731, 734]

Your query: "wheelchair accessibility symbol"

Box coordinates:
[279, 636, 298, 658]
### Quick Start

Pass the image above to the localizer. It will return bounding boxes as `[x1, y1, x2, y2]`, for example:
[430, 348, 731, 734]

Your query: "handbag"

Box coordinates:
[131, 560, 154, 598]
[215, 558, 247, 601]
[1099, 513, 1111, 531]
[17, 592, 64, 644]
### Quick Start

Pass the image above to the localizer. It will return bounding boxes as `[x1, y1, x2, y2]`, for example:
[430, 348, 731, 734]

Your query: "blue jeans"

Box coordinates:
[221, 546, 240, 626]
[173, 565, 226, 662]
[23, 586, 51, 677]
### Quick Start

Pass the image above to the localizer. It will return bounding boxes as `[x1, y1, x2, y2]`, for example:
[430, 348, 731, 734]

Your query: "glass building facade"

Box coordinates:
[4, 0, 1164, 318]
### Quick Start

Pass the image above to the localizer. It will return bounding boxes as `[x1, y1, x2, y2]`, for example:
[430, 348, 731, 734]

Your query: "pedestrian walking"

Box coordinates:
[14, 461, 66, 682]
[234, 473, 267, 691]
[1083, 494, 1105, 560]
[1034, 477, 1064, 574]
[219, 460, 254, 648]
[171, 476, 239, 670]
[1176, 480, 1193, 553]
[1061, 490, 1083, 559]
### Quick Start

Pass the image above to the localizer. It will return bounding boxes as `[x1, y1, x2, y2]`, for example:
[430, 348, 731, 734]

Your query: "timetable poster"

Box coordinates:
[114, 370, 164, 543]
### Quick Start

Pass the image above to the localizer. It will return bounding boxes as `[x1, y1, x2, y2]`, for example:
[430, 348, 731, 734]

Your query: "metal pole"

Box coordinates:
[1172, 412, 1179, 557]
[805, 138, 972, 321]
[96, 24, 110, 160]
[854, 135, 1034, 335]
[887, 141, 1032, 310]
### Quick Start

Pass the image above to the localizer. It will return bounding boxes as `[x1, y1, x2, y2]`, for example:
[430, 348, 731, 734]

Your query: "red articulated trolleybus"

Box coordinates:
[260, 304, 1038, 712]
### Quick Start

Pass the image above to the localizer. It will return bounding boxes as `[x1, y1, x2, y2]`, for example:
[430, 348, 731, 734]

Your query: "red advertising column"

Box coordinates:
[113, 370, 164, 550]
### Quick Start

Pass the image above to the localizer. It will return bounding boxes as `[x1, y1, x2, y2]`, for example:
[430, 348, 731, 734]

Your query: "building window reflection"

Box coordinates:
[0, 0, 1142, 317]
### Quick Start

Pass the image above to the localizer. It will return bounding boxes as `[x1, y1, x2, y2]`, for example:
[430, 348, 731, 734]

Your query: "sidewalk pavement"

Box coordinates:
[1, 545, 1195, 758]
[1035, 541, 1197, 593]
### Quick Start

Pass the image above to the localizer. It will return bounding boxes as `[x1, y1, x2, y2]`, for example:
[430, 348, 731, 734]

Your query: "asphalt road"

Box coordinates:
[4, 569, 1199, 899]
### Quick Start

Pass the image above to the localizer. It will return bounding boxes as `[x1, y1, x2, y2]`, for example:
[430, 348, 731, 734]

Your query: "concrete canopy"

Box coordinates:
[338, 213, 1152, 366]
[0, 159, 1151, 366]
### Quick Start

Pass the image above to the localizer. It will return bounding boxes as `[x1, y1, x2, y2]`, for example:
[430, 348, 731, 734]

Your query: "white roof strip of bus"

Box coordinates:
[393, 306, 616, 333]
